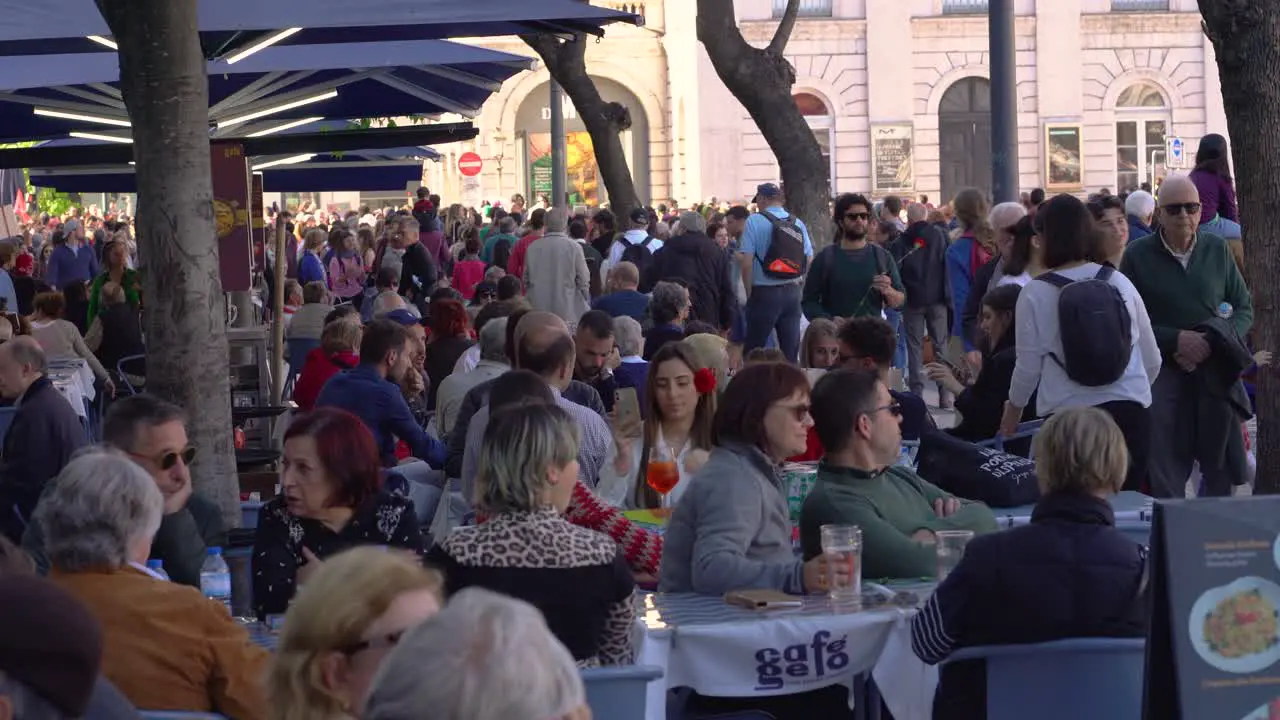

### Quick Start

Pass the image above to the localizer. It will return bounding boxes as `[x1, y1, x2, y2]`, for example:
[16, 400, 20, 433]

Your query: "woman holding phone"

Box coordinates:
[599, 342, 717, 509]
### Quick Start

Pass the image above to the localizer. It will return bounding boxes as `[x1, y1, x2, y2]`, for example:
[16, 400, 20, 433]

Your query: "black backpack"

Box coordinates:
[1039, 266, 1133, 387]
[620, 235, 655, 276]
[758, 212, 808, 280]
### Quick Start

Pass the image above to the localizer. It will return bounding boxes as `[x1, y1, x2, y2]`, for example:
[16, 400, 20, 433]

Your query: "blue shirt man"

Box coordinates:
[315, 318, 445, 468]
[736, 183, 814, 362]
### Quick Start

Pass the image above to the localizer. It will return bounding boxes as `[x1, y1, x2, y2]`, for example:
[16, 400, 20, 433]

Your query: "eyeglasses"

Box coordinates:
[1162, 202, 1202, 216]
[341, 629, 406, 656]
[865, 402, 903, 419]
[776, 402, 811, 422]
[132, 446, 196, 471]
[844, 212, 870, 222]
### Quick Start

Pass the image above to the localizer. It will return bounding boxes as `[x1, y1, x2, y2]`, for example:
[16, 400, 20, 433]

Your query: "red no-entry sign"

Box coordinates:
[458, 151, 483, 177]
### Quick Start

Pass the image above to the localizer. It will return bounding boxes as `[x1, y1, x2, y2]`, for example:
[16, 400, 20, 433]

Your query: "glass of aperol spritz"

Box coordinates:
[645, 443, 679, 516]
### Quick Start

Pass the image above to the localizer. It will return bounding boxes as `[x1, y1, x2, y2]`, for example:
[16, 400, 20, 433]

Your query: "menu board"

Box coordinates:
[871, 124, 914, 195]
[1145, 498, 1280, 719]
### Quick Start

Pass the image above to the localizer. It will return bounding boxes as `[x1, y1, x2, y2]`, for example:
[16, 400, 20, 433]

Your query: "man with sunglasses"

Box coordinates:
[802, 193, 904, 324]
[1119, 175, 1254, 498]
[800, 369, 997, 580]
[836, 316, 933, 442]
[103, 394, 224, 587]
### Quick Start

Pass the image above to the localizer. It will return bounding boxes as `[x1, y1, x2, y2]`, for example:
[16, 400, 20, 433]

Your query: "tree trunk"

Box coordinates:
[522, 33, 641, 221]
[696, 0, 831, 246]
[1199, 0, 1278, 493]
[96, 0, 240, 522]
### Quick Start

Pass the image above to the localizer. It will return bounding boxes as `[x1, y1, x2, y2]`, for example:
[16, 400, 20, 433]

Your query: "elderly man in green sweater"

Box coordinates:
[1119, 174, 1254, 498]
[800, 369, 997, 579]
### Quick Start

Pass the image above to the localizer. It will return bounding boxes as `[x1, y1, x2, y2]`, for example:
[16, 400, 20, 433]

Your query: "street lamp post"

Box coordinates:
[491, 131, 507, 201]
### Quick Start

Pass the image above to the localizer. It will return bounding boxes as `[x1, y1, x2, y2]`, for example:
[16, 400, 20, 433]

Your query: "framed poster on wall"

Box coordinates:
[1044, 124, 1083, 191]
[870, 124, 914, 196]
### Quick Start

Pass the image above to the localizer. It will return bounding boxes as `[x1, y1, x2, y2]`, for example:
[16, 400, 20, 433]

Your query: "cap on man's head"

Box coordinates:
[756, 183, 782, 199]
[63, 219, 82, 233]
[0, 575, 103, 716]
[628, 207, 649, 225]
[382, 308, 422, 327]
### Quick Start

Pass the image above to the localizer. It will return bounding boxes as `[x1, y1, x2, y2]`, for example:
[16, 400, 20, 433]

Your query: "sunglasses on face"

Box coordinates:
[777, 403, 811, 422]
[865, 402, 903, 419]
[844, 212, 870, 222]
[142, 446, 196, 470]
[1162, 202, 1202, 216]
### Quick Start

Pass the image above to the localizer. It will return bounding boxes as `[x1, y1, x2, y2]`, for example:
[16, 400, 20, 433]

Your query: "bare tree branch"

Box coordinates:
[767, 0, 801, 56]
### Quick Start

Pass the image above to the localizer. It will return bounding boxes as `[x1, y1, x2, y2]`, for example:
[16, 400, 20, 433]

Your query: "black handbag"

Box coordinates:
[915, 429, 1040, 508]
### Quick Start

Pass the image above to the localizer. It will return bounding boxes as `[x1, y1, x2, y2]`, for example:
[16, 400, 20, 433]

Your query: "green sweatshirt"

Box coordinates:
[1119, 230, 1253, 362]
[801, 243, 904, 321]
[799, 463, 998, 579]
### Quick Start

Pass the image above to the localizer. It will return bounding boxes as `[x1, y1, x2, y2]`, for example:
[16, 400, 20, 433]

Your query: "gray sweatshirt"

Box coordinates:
[659, 442, 804, 595]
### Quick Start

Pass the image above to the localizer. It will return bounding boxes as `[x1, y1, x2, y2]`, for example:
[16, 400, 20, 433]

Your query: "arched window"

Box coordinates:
[1115, 81, 1169, 192]
[794, 92, 835, 194]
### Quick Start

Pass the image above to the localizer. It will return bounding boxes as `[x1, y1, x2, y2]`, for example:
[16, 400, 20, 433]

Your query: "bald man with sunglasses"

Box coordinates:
[1119, 175, 1254, 498]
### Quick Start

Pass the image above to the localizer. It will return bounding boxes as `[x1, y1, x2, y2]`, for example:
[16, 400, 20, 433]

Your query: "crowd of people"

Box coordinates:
[0, 129, 1264, 719]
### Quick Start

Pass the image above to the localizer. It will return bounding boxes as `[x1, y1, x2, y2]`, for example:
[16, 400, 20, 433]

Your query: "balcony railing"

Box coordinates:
[1111, 0, 1169, 10]
[772, 0, 834, 18]
[942, 0, 989, 14]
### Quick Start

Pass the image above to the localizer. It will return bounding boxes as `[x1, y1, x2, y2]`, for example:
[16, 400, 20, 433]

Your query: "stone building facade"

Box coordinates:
[414, 0, 1227, 209]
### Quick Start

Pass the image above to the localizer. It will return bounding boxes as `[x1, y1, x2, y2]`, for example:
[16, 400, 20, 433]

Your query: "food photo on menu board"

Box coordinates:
[1144, 497, 1280, 719]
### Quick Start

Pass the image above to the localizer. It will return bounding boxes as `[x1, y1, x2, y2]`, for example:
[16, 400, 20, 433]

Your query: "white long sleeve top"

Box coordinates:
[1007, 263, 1161, 416]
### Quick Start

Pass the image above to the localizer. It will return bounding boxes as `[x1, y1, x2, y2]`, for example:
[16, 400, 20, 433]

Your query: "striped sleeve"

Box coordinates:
[910, 555, 979, 665]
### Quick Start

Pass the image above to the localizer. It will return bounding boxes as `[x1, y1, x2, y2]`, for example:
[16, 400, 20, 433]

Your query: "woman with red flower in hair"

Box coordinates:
[598, 342, 717, 510]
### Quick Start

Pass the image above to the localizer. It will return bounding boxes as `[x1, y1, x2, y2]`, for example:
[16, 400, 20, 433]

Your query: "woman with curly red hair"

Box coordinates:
[423, 298, 474, 411]
[598, 342, 717, 510]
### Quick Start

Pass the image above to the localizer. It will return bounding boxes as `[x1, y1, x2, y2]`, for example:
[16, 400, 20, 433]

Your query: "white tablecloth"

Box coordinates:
[47, 357, 94, 419]
[635, 587, 936, 720]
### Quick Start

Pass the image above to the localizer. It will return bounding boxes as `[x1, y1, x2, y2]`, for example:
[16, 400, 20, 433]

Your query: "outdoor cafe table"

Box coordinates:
[635, 584, 937, 720]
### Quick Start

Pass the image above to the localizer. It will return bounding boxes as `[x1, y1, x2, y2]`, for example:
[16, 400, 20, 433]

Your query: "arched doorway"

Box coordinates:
[514, 77, 649, 207]
[938, 77, 992, 204]
[794, 91, 835, 195]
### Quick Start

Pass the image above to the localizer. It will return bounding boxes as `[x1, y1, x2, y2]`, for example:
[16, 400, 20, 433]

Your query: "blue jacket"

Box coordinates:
[46, 244, 99, 289]
[945, 235, 984, 351]
[315, 364, 446, 468]
[910, 491, 1147, 719]
[297, 251, 326, 286]
[0, 377, 88, 541]
[1126, 214, 1152, 245]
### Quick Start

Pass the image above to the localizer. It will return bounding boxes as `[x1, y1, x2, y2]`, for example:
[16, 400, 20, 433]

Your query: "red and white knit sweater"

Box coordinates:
[565, 481, 663, 576]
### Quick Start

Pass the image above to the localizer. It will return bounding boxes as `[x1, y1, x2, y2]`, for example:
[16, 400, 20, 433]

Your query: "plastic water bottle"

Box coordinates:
[200, 547, 232, 614]
[145, 559, 169, 581]
[1217, 302, 1233, 320]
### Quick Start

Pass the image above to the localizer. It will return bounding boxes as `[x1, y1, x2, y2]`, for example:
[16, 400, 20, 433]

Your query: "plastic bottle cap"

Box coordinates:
[146, 559, 162, 568]
[207, 546, 223, 555]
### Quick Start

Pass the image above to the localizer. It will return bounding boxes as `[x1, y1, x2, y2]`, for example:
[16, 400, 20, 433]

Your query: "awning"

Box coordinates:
[0, 0, 640, 55]
[26, 120, 446, 193]
[0, 40, 533, 143]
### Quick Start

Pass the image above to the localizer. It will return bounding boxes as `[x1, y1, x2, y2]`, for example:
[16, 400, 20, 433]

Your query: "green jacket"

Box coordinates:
[87, 267, 142, 322]
[1119, 230, 1253, 363]
[801, 243, 904, 321]
[481, 232, 519, 265]
[800, 463, 998, 579]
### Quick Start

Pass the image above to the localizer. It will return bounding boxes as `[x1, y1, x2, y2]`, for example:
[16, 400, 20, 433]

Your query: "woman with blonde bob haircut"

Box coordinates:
[428, 404, 636, 667]
[909, 406, 1147, 719]
[268, 547, 443, 720]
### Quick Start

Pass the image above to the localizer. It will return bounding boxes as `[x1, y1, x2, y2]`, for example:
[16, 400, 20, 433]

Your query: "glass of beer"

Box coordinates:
[645, 444, 680, 514]
[935, 530, 974, 581]
[820, 524, 862, 606]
